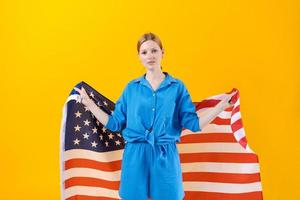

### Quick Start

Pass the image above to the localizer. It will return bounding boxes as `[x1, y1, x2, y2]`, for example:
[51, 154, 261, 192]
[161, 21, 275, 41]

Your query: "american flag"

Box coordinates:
[60, 81, 263, 200]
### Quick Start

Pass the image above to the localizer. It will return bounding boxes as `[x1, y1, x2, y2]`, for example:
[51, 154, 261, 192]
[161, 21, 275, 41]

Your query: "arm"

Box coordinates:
[74, 87, 109, 126]
[74, 85, 128, 132]
[198, 92, 236, 130]
[87, 101, 110, 127]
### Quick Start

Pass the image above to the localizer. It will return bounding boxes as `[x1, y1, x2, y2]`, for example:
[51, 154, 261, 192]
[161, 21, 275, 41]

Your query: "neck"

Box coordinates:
[145, 67, 165, 81]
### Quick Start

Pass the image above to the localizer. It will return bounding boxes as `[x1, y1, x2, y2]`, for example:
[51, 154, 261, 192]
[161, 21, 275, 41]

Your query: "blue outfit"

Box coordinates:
[104, 71, 201, 200]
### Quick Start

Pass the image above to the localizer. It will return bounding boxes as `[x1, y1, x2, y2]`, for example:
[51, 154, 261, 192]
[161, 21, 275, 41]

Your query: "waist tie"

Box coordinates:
[125, 127, 175, 162]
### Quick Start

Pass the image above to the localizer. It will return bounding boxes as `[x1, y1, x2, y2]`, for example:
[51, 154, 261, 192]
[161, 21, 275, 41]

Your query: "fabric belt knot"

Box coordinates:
[143, 128, 169, 162]
[125, 127, 174, 164]
[144, 128, 154, 148]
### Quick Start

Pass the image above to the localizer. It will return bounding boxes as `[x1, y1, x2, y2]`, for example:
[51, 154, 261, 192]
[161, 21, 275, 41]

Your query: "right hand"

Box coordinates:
[74, 86, 93, 107]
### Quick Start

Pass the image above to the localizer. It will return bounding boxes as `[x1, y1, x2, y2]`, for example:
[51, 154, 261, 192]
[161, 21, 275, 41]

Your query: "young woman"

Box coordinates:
[75, 32, 236, 200]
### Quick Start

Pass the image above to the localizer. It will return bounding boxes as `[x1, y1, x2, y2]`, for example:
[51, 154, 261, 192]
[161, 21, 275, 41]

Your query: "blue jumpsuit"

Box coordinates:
[104, 71, 201, 200]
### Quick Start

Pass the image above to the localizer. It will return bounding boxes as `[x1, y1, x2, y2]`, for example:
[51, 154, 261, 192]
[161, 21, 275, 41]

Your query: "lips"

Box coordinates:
[147, 60, 155, 64]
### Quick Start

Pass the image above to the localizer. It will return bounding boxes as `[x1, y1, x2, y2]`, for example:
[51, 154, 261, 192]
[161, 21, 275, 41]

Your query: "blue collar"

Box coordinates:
[133, 71, 177, 84]
[133, 71, 178, 92]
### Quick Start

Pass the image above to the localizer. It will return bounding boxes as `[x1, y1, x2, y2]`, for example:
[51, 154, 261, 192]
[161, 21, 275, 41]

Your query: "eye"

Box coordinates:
[152, 49, 157, 53]
[141, 51, 146, 55]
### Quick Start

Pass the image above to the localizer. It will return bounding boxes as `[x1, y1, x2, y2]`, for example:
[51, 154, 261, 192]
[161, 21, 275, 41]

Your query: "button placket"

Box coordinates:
[149, 91, 157, 139]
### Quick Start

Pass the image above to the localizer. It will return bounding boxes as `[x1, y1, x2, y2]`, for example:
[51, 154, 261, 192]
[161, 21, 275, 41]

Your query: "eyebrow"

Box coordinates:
[140, 48, 157, 51]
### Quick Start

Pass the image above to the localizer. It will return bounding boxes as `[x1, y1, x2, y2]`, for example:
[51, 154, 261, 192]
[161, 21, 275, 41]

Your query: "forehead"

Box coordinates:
[140, 40, 160, 51]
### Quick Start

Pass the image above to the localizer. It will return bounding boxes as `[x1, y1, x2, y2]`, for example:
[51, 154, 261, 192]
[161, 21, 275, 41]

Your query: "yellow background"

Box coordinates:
[1, 0, 299, 199]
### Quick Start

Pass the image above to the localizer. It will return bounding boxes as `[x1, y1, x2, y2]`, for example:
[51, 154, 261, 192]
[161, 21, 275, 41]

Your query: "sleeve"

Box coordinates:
[104, 84, 128, 132]
[178, 82, 201, 132]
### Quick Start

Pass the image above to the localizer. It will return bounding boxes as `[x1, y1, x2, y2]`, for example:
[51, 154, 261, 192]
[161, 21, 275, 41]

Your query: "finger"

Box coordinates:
[81, 87, 87, 94]
[74, 87, 81, 94]
[230, 91, 237, 97]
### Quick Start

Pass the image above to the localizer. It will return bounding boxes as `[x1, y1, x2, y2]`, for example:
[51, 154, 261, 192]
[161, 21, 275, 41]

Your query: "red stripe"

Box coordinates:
[211, 116, 231, 125]
[179, 152, 259, 163]
[195, 99, 221, 109]
[195, 99, 235, 112]
[183, 172, 261, 183]
[64, 173, 262, 189]
[239, 136, 248, 149]
[232, 118, 243, 132]
[65, 159, 121, 171]
[232, 105, 240, 116]
[64, 154, 258, 172]
[184, 191, 263, 200]
[65, 191, 263, 200]
[180, 133, 238, 143]
[66, 195, 119, 200]
[65, 177, 120, 190]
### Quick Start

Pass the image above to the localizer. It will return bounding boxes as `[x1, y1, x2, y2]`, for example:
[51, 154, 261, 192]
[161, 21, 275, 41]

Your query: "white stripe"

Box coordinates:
[63, 163, 259, 182]
[64, 168, 121, 181]
[64, 143, 248, 164]
[178, 143, 249, 153]
[67, 94, 79, 102]
[65, 185, 120, 199]
[181, 124, 232, 136]
[197, 109, 232, 119]
[205, 93, 226, 100]
[200, 124, 233, 133]
[231, 111, 241, 124]
[235, 98, 241, 107]
[64, 148, 124, 162]
[183, 181, 262, 193]
[233, 128, 246, 141]
[181, 162, 260, 174]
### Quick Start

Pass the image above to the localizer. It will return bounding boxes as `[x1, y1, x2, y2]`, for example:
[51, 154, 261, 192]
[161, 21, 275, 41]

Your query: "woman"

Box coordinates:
[75, 32, 236, 200]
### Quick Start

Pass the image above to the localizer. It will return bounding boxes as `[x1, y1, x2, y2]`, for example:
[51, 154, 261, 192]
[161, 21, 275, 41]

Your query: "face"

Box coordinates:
[138, 40, 164, 71]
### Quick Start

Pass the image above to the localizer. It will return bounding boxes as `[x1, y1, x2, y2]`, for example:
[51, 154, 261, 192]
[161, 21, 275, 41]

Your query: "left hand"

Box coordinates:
[220, 90, 237, 109]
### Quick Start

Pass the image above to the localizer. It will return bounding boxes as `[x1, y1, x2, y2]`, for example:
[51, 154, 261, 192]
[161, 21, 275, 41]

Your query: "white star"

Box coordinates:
[84, 106, 89, 112]
[103, 101, 108, 106]
[102, 127, 107, 133]
[117, 133, 122, 138]
[75, 110, 82, 118]
[105, 141, 109, 147]
[89, 91, 95, 98]
[74, 125, 81, 132]
[83, 132, 89, 139]
[108, 133, 114, 140]
[83, 119, 91, 126]
[91, 141, 98, 148]
[96, 121, 100, 125]
[115, 140, 121, 146]
[92, 127, 97, 134]
[73, 138, 80, 145]
[99, 134, 103, 140]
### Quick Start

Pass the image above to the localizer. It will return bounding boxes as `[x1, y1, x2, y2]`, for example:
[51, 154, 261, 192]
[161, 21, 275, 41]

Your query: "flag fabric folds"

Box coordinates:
[60, 81, 263, 200]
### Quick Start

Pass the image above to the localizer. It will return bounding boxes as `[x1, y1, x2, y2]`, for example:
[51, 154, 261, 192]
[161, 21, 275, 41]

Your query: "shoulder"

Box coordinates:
[172, 77, 187, 91]
[126, 78, 140, 88]
[122, 77, 140, 93]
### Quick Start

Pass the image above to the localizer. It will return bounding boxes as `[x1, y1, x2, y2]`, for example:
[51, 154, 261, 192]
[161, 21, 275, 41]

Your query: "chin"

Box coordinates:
[145, 64, 159, 71]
